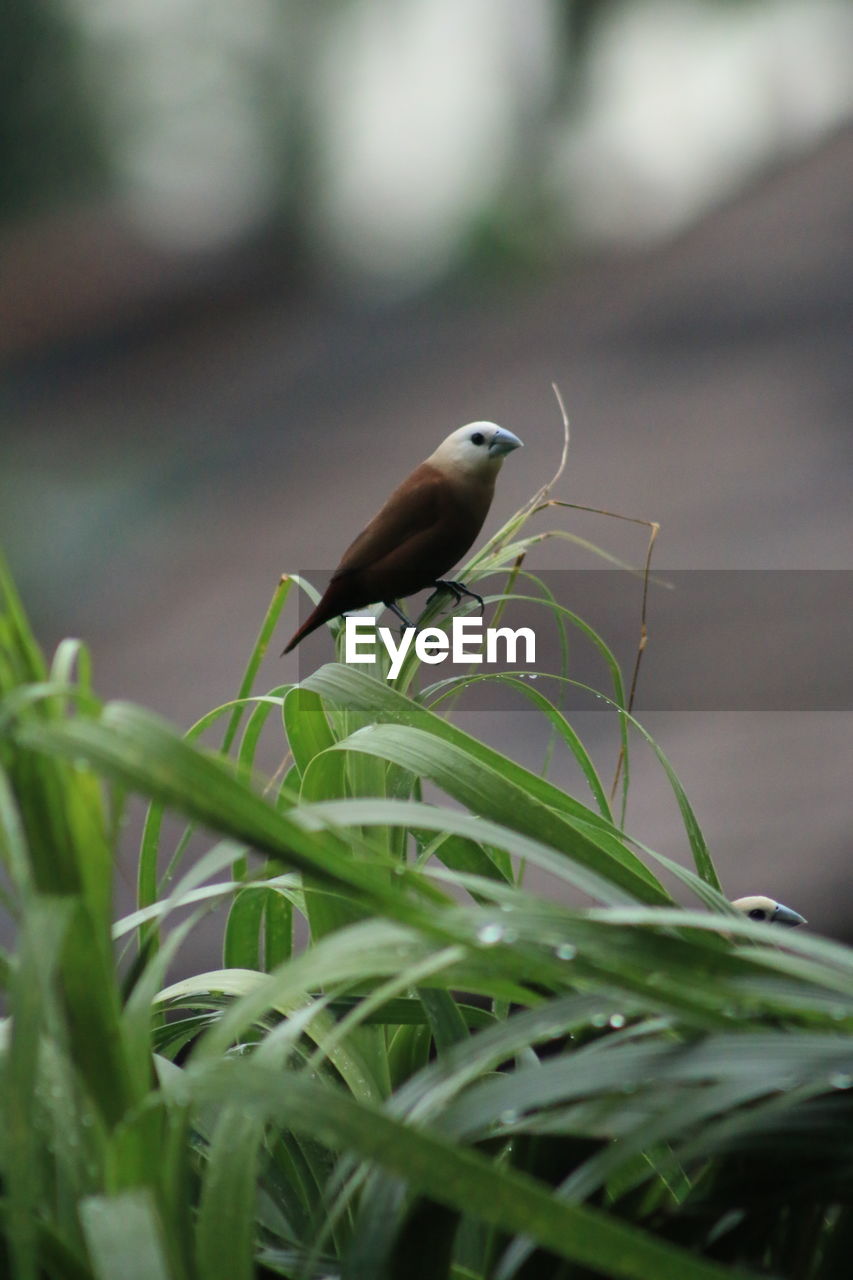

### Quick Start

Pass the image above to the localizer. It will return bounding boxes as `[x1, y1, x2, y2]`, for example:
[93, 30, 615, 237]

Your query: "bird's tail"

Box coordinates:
[281, 606, 326, 655]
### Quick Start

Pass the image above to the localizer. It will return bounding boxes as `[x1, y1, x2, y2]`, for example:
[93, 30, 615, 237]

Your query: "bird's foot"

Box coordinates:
[429, 579, 485, 615]
[383, 601, 416, 635]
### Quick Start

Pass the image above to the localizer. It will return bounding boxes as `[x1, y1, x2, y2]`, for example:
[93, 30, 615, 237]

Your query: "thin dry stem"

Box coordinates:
[265, 749, 294, 796]
[483, 383, 571, 563]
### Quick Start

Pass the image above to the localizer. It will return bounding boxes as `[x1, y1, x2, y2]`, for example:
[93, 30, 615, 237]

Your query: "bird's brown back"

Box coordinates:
[329, 461, 494, 610]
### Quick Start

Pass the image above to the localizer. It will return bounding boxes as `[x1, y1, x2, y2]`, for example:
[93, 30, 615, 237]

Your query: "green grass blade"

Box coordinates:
[318, 723, 667, 903]
[182, 1061, 756, 1280]
[224, 889, 265, 970]
[80, 1191, 173, 1280]
[221, 576, 293, 755]
[195, 1109, 263, 1280]
[424, 671, 613, 820]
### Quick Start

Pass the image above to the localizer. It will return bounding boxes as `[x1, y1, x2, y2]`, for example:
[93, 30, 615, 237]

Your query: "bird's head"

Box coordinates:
[731, 895, 807, 927]
[428, 422, 523, 479]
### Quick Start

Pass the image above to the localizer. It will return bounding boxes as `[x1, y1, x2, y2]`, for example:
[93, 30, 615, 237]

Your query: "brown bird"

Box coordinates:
[282, 421, 523, 653]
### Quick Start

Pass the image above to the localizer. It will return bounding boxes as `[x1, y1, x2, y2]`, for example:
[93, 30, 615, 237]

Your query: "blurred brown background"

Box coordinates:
[2, 1, 851, 939]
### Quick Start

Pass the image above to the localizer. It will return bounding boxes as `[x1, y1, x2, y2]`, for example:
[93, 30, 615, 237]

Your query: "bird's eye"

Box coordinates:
[748, 908, 767, 920]
[470, 431, 485, 446]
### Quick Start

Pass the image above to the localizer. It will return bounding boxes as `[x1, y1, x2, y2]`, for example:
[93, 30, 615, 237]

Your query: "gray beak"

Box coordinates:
[488, 427, 523, 458]
[771, 902, 807, 927]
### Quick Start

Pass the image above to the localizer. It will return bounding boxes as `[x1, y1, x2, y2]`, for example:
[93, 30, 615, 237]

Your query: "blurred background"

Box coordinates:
[2, 1, 851, 939]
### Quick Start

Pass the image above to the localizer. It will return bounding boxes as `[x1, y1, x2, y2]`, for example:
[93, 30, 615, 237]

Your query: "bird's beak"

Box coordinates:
[771, 902, 807, 927]
[488, 428, 523, 458]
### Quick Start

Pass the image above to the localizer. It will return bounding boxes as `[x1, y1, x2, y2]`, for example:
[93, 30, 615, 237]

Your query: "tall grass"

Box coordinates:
[1, 458, 851, 1280]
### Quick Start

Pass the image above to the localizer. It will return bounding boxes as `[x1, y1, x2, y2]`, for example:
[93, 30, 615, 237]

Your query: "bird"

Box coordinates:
[282, 421, 523, 654]
[731, 895, 806, 927]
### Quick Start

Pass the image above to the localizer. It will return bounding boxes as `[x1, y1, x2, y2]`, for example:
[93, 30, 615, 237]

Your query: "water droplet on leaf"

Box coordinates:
[476, 922, 504, 946]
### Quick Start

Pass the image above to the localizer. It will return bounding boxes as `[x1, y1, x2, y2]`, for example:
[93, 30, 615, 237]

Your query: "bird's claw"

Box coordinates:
[430, 579, 485, 615]
[383, 601, 416, 634]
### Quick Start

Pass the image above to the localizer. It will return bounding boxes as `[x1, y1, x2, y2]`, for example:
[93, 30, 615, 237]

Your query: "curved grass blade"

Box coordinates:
[79, 1191, 171, 1280]
[221, 575, 293, 754]
[422, 671, 613, 820]
[293, 797, 639, 904]
[302, 665, 617, 829]
[177, 1060, 755, 1280]
[310, 724, 667, 903]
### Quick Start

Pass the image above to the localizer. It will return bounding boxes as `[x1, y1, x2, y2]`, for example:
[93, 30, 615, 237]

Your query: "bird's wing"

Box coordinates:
[332, 463, 445, 579]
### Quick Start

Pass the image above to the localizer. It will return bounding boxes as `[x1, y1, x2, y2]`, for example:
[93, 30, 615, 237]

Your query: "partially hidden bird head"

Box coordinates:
[731, 895, 807, 927]
[428, 422, 523, 480]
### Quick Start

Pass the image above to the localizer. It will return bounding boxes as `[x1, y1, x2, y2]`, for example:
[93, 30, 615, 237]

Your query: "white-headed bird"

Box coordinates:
[282, 422, 523, 653]
[731, 895, 806, 927]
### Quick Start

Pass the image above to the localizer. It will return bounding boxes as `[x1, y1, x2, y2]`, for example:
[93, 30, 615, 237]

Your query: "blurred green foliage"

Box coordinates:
[1, 0, 108, 220]
[2, 472, 853, 1279]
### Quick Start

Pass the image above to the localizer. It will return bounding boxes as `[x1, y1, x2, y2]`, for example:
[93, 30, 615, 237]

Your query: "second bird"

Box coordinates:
[282, 421, 523, 653]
